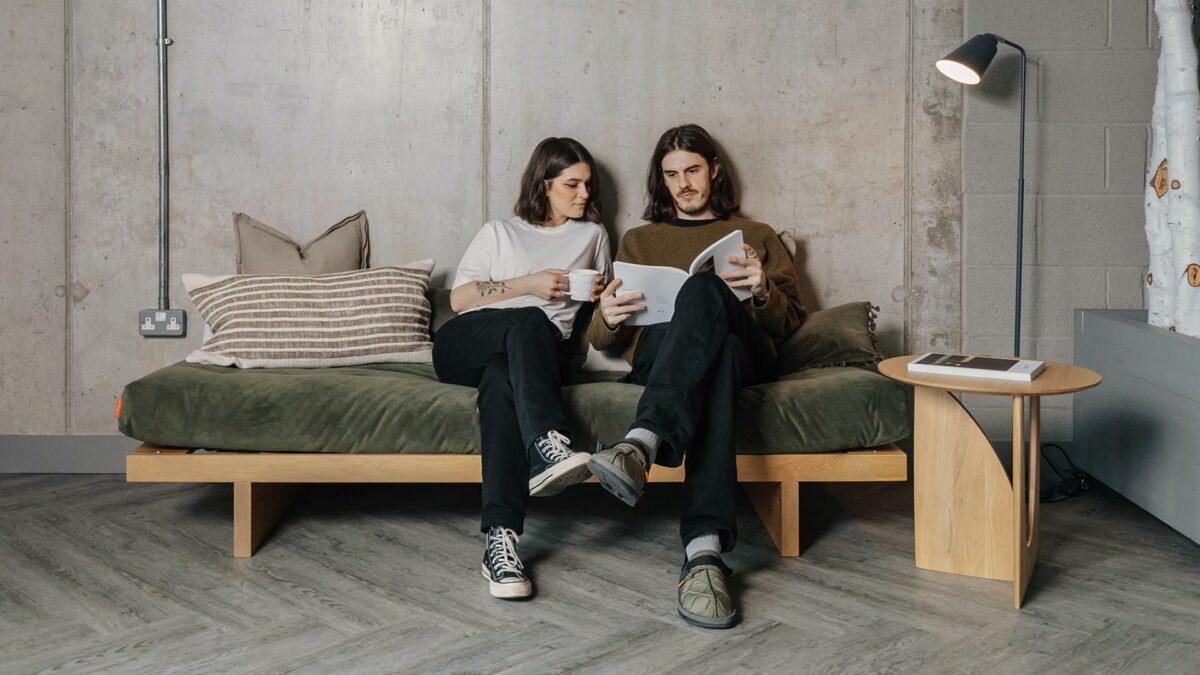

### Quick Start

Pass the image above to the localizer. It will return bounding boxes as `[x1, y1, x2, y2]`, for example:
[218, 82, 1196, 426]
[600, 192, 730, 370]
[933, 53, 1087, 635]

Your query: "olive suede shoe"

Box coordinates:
[587, 438, 650, 507]
[677, 551, 737, 629]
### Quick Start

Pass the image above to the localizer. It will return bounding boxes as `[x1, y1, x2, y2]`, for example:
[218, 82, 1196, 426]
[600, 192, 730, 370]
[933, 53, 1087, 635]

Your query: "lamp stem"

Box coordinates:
[999, 36, 1027, 358]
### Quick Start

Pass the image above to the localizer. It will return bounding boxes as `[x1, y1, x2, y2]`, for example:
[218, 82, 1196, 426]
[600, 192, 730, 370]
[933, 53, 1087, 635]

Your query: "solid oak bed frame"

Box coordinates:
[126, 443, 907, 557]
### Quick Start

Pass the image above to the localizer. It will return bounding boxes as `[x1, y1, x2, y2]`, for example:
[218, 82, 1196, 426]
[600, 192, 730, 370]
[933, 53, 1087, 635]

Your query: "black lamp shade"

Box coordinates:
[936, 33, 999, 85]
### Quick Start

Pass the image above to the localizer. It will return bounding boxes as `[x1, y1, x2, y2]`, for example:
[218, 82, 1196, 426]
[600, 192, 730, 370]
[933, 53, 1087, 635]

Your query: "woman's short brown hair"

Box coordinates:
[514, 137, 602, 224]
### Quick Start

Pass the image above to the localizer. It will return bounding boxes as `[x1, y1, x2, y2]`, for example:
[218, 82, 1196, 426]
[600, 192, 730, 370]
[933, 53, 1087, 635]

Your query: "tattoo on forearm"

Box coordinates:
[477, 281, 510, 297]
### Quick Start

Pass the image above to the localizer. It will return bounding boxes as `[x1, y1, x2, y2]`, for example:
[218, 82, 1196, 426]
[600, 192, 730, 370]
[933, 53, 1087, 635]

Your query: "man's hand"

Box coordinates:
[599, 278, 646, 329]
[721, 243, 768, 298]
[522, 268, 570, 300]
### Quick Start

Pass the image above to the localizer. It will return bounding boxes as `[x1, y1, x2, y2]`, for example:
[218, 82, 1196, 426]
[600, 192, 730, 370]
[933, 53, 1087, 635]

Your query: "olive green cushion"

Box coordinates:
[774, 301, 883, 374]
[118, 361, 909, 455]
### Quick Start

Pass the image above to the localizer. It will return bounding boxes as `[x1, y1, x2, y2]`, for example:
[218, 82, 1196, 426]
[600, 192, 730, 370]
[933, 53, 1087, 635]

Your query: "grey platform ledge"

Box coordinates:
[1073, 309, 1200, 545]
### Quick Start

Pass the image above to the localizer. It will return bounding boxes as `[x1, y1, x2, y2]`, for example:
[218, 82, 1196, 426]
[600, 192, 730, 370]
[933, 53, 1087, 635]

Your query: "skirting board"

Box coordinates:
[0, 435, 140, 473]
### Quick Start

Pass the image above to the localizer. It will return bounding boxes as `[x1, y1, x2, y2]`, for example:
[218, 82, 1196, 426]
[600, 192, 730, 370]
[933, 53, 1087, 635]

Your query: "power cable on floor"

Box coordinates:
[1040, 442, 1092, 503]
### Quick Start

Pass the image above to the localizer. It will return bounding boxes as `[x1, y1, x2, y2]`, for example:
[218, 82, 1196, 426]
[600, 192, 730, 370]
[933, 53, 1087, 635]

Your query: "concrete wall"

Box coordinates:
[4, 0, 964, 444]
[66, 0, 485, 434]
[960, 0, 1156, 441]
[486, 2, 920, 360]
[1, 1, 67, 434]
[909, 1, 966, 353]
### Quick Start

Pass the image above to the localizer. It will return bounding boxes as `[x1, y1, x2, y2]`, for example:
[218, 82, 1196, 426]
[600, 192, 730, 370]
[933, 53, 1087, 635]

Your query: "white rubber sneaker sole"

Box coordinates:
[528, 452, 592, 497]
[481, 565, 532, 599]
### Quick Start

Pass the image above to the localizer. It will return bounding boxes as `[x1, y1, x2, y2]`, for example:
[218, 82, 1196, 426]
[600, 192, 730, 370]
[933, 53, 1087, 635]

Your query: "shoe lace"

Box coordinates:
[535, 430, 573, 463]
[487, 527, 523, 575]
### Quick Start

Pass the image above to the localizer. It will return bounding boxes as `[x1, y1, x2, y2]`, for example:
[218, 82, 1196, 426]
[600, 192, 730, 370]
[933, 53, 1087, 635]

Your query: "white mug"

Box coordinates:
[567, 269, 599, 301]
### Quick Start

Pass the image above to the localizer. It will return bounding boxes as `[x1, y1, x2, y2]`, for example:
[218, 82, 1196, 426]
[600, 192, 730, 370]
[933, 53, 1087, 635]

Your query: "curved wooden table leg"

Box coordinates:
[913, 387, 1013, 581]
[1014, 395, 1041, 608]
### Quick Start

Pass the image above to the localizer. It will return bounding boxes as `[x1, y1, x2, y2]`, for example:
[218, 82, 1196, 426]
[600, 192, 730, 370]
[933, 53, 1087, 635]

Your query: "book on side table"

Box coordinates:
[907, 353, 1046, 382]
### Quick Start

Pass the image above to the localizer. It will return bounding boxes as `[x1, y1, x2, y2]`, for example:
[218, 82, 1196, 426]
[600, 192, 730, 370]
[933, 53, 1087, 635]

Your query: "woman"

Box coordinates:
[433, 137, 610, 600]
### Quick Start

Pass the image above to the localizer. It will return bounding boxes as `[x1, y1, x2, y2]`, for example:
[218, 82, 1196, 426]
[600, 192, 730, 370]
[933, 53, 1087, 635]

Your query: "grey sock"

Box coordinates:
[625, 427, 660, 465]
[685, 533, 722, 560]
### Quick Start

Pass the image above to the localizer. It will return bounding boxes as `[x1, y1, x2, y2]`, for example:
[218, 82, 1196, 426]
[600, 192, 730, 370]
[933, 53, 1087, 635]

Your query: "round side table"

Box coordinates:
[879, 355, 1101, 608]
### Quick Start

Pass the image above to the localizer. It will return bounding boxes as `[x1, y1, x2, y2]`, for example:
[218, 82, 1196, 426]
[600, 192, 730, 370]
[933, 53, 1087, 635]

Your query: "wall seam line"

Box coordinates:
[1104, 125, 1112, 190]
[903, 0, 914, 353]
[1108, 0, 1114, 48]
[481, 0, 491, 224]
[63, 0, 73, 434]
[1146, 0, 1153, 48]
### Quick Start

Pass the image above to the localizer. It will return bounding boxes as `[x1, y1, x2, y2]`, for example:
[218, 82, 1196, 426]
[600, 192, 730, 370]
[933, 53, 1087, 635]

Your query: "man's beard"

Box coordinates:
[674, 192, 709, 215]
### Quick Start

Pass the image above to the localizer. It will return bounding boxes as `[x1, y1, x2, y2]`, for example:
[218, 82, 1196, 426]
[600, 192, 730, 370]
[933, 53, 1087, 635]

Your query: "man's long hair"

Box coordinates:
[514, 137, 602, 224]
[643, 124, 738, 223]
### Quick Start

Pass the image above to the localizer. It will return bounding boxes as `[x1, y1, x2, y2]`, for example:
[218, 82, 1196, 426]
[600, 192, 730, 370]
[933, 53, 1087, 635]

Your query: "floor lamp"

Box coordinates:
[937, 33, 1027, 358]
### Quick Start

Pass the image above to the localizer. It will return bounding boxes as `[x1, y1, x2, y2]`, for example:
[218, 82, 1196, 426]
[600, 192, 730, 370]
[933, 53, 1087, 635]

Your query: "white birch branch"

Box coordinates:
[1157, 0, 1200, 336]
[1145, 43, 1176, 328]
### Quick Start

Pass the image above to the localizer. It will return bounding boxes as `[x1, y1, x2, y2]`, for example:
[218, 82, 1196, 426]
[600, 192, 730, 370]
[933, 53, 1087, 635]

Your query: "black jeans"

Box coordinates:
[624, 273, 775, 551]
[433, 307, 570, 534]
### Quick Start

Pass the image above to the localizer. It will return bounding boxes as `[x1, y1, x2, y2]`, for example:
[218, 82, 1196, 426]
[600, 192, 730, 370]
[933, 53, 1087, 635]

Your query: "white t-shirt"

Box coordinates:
[452, 216, 611, 339]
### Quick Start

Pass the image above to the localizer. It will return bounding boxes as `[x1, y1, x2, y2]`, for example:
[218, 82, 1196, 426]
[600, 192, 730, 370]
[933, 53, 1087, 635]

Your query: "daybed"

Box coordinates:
[120, 293, 911, 558]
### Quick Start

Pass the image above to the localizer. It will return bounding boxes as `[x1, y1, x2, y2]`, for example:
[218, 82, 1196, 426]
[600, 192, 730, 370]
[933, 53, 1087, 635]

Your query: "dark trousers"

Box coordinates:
[624, 273, 775, 552]
[432, 307, 570, 534]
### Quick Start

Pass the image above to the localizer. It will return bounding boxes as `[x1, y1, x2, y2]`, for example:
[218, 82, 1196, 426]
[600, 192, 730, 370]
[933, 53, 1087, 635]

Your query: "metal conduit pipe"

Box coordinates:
[139, 0, 184, 337]
[157, 0, 172, 311]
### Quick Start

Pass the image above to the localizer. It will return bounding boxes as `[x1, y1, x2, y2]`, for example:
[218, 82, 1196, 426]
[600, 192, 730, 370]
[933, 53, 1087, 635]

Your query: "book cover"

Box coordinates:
[907, 353, 1046, 381]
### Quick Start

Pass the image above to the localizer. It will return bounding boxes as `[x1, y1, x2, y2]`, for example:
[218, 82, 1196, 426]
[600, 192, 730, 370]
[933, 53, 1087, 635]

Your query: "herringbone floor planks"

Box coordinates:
[0, 474, 1197, 674]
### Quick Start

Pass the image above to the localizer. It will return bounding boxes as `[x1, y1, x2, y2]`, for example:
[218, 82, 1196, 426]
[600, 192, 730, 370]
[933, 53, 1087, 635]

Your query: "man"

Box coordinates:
[586, 124, 805, 629]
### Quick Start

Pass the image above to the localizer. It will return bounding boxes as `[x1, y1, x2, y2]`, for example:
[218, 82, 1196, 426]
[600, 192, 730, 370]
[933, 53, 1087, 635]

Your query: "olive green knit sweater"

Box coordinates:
[586, 215, 806, 363]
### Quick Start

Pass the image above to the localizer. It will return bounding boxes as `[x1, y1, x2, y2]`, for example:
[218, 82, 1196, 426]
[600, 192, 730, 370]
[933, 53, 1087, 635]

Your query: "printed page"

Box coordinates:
[687, 229, 752, 301]
[613, 261, 689, 326]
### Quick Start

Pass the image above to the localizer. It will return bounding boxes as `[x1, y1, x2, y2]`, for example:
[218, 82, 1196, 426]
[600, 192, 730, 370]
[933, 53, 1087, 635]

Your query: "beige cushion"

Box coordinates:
[183, 261, 435, 368]
[582, 345, 631, 373]
[235, 210, 370, 274]
[777, 230, 798, 258]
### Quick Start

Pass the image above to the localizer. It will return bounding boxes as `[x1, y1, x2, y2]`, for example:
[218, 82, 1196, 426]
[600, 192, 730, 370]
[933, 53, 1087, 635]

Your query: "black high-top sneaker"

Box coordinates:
[482, 526, 531, 600]
[528, 430, 592, 497]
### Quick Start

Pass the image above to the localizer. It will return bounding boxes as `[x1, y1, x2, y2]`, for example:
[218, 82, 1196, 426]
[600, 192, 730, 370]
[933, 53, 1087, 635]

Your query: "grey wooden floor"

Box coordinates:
[1, 474, 1197, 674]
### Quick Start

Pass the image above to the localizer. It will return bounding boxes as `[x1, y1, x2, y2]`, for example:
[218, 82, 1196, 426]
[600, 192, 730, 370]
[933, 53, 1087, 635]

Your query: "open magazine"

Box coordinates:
[613, 230, 754, 326]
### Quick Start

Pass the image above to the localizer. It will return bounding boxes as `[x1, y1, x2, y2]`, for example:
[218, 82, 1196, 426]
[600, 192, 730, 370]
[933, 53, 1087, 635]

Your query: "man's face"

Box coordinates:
[661, 150, 717, 217]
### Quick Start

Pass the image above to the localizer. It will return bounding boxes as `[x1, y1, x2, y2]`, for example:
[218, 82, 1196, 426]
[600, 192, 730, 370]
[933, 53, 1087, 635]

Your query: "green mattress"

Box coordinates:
[117, 361, 911, 456]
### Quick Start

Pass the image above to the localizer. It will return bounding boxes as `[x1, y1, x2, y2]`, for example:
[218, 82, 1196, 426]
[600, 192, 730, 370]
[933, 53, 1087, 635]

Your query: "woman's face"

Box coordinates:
[544, 162, 592, 225]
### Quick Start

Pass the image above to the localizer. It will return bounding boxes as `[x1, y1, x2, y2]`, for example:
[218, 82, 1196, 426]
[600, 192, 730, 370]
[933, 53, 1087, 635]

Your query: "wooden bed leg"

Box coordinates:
[744, 481, 800, 557]
[233, 482, 300, 558]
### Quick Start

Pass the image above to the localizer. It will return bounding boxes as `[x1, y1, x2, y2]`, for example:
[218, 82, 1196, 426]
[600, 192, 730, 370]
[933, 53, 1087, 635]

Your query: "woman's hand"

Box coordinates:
[521, 268, 570, 301]
[721, 243, 767, 298]
[598, 278, 646, 329]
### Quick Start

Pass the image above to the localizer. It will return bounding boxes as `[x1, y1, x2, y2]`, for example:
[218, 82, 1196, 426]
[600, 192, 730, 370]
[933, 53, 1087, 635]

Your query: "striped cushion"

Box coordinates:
[182, 261, 435, 368]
